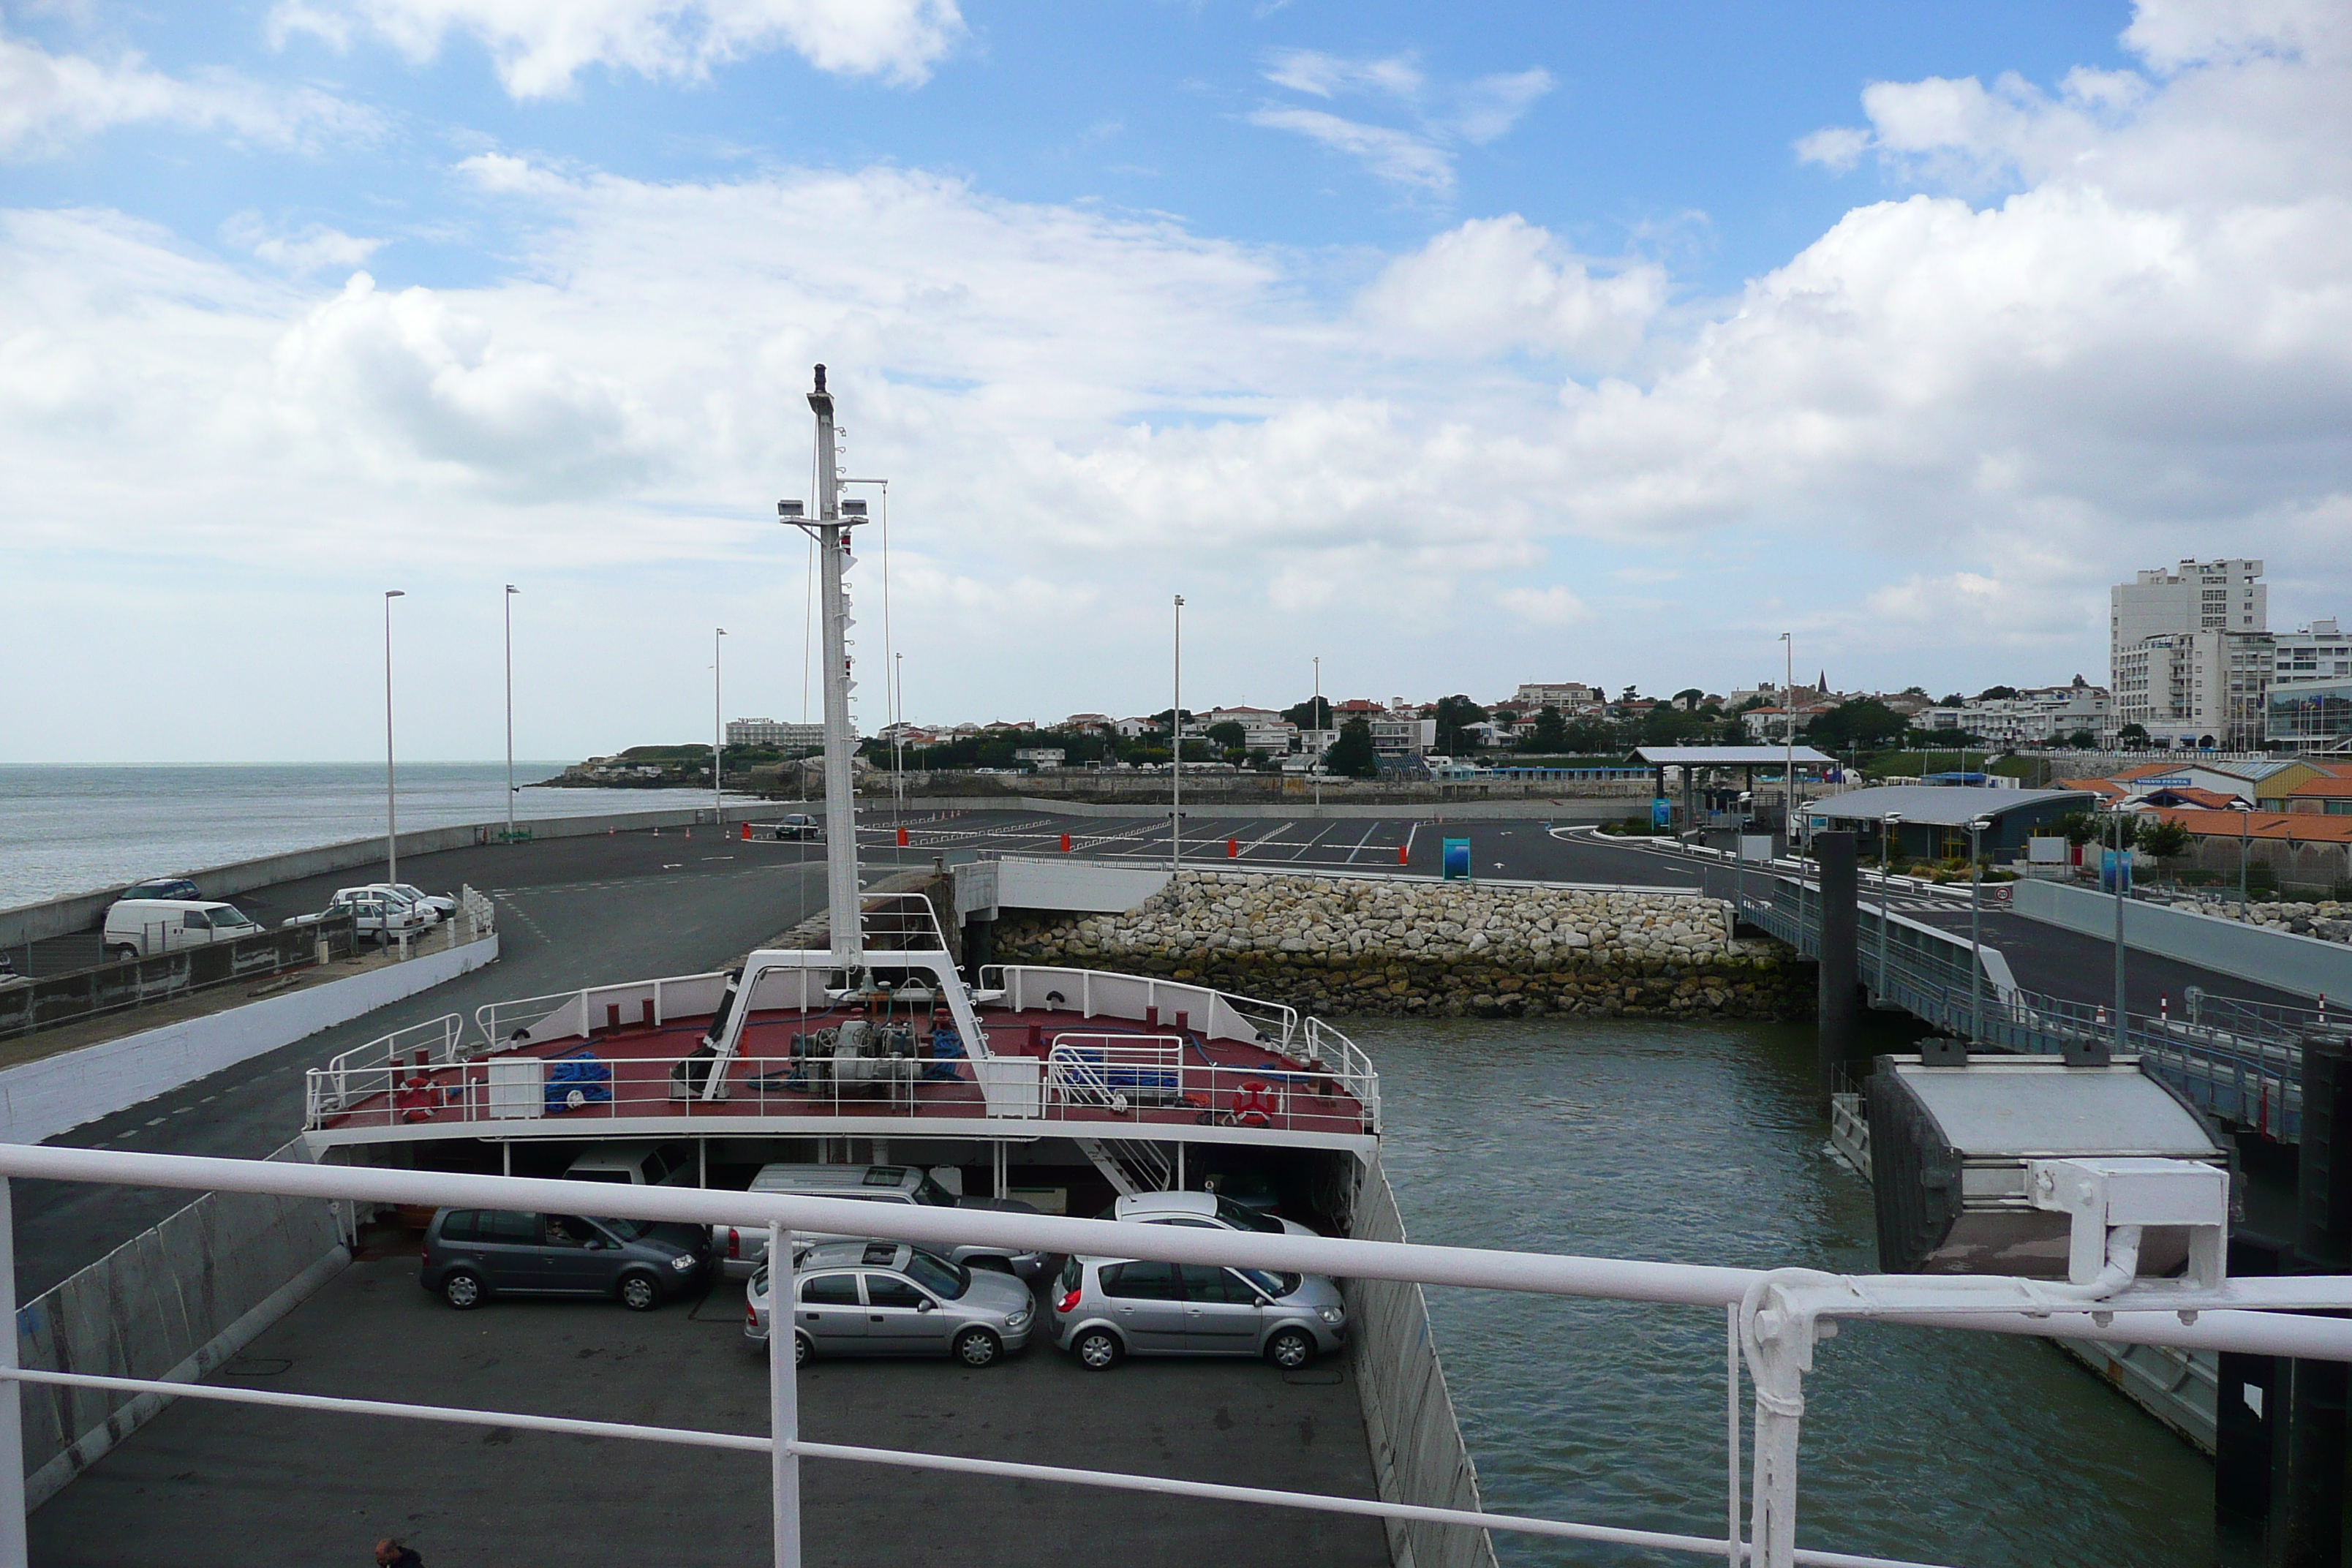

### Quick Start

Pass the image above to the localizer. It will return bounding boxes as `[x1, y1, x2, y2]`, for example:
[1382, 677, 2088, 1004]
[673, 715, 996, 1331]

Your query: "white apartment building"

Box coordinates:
[2274, 619, 2352, 685]
[1368, 712, 1438, 755]
[1919, 683, 2112, 747]
[1508, 682, 1600, 712]
[2111, 558, 2266, 676]
[725, 718, 825, 752]
[2113, 630, 2274, 748]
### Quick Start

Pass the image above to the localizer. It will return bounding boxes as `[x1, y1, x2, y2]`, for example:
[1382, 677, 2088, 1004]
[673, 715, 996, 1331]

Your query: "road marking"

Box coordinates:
[145, 1117, 165, 1127]
[199, 1095, 217, 1104]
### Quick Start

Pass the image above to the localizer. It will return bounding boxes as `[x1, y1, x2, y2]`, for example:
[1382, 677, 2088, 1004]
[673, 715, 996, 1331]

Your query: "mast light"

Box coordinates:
[777, 500, 804, 519]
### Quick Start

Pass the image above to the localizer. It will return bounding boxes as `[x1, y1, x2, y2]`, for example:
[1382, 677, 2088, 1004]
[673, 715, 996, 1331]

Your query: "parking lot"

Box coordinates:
[30, 1254, 1389, 1568]
[857, 807, 1586, 875]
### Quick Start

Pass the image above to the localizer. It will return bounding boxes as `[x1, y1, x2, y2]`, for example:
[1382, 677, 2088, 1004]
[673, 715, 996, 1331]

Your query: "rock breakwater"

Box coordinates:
[992, 870, 1807, 1019]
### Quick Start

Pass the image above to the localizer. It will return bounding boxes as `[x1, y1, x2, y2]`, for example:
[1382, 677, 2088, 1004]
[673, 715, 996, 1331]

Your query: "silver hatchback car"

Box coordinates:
[747, 1241, 1036, 1368]
[1051, 1254, 1347, 1371]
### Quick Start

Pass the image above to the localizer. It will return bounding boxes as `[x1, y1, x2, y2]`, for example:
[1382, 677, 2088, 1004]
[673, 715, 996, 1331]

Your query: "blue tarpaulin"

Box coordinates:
[546, 1051, 611, 1112]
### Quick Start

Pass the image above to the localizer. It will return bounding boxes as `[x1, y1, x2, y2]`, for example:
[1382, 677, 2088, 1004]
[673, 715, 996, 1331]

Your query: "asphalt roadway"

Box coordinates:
[29, 1258, 1385, 1568]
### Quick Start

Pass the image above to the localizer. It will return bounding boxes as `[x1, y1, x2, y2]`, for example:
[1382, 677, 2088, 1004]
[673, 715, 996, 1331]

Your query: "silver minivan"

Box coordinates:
[746, 1240, 1035, 1367]
[1051, 1254, 1346, 1371]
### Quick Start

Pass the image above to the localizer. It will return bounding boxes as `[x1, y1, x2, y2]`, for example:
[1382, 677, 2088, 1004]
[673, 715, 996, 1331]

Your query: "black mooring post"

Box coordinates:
[2277, 1037, 2351, 1568]
[2214, 1232, 2285, 1567]
[1814, 830, 1861, 1105]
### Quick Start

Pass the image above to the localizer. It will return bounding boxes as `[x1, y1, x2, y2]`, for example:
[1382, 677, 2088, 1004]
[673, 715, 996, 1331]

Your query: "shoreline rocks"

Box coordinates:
[992, 870, 1809, 1020]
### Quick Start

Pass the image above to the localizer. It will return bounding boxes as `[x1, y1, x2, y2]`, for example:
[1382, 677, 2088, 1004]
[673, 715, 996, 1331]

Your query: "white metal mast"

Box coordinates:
[806, 366, 862, 971]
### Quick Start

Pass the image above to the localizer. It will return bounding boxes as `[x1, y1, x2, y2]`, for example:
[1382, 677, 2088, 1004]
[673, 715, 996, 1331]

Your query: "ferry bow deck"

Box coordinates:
[304, 962, 1380, 1158]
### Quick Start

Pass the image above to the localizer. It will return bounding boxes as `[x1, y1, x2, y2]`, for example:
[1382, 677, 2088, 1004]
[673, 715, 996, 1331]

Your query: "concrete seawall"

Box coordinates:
[0, 803, 777, 949]
[992, 870, 1807, 1019]
[0, 931, 500, 1144]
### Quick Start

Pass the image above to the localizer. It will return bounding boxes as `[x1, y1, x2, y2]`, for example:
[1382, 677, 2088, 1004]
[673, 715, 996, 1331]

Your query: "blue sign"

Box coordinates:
[2139, 775, 2193, 788]
[1441, 837, 1472, 880]
[2100, 848, 2133, 894]
[1651, 797, 1672, 829]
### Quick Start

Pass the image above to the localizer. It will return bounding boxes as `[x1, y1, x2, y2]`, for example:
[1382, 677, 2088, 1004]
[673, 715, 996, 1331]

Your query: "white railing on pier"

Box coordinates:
[1, 1145, 2351, 1568]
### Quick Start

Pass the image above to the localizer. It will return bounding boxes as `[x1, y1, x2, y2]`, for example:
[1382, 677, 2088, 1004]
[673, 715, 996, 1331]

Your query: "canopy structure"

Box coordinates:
[1803, 783, 2097, 860]
[1630, 746, 1839, 837]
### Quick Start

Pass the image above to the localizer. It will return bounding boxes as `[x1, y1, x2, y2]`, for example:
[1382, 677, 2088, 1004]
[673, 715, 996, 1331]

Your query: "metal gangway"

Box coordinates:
[1, 1144, 2350, 1568]
[1741, 875, 2335, 1142]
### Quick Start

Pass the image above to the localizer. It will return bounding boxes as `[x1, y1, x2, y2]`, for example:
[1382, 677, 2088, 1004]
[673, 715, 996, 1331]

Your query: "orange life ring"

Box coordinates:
[1232, 1079, 1278, 1119]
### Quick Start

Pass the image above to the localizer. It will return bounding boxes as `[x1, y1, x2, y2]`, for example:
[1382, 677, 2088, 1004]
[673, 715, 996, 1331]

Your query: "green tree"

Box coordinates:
[1282, 696, 1332, 730]
[2118, 722, 2150, 748]
[1516, 706, 1570, 753]
[2065, 729, 2097, 749]
[1324, 717, 1379, 778]
[1206, 720, 1246, 751]
[2135, 816, 2193, 877]
[1561, 717, 1619, 754]
[2057, 812, 2100, 848]
[1433, 694, 1487, 754]
[1976, 685, 2020, 701]
[1806, 698, 1910, 752]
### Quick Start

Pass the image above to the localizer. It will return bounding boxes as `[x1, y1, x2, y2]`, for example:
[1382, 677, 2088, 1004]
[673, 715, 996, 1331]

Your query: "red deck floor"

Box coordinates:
[319, 1004, 1373, 1139]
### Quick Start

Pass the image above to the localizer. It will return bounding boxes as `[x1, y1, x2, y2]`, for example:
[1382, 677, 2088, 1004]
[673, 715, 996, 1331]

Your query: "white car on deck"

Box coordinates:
[1099, 1189, 1317, 1237]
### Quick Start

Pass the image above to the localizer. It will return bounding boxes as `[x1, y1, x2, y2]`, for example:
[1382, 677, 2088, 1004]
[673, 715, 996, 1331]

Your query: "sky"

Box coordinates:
[2, 0, 2349, 762]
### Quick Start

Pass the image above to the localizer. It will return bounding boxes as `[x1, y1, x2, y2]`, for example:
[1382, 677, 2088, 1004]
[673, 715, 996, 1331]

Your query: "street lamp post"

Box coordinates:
[2111, 808, 2130, 1055]
[383, 591, 405, 885]
[894, 652, 906, 823]
[503, 585, 519, 842]
[1779, 633, 1795, 851]
[1312, 655, 1322, 810]
[1968, 815, 1992, 1042]
[2237, 802, 2252, 902]
[1171, 595, 1184, 870]
[1880, 811, 1901, 989]
[713, 628, 727, 821]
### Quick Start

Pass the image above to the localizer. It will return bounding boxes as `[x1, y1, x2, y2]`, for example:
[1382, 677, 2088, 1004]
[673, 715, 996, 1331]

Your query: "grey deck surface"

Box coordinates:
[28, 1258, 1390, 1568]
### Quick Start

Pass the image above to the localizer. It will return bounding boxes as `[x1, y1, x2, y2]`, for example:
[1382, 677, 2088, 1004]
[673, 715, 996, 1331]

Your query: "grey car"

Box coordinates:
[421, 1207, 709, 1312]
[1050, 1254, 1346, 1371]
[746, 1240, 1036, 1368]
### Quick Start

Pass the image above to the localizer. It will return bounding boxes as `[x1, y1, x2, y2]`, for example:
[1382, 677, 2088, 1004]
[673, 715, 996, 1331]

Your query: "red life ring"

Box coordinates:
[1232, 1079, 1278, 1120]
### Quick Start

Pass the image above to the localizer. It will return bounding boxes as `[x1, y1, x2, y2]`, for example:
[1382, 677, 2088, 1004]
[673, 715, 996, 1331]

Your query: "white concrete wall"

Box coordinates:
[2011, 880, 2352, 1002]
[0, 934, 499, 1144]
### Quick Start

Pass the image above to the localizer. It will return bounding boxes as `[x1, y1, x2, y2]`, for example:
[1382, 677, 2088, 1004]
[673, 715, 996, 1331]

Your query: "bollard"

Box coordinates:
[898, 827, 909, 847]
[1227, 838, 1237, 859]
[1397, 843, 1409, 865]
[741, 822, 750, 841]
[1060, 833, 1071, 853]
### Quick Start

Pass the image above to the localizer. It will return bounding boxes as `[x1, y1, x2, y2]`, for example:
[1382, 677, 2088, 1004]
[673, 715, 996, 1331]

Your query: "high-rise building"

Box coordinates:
[2111, 560, 2270, 747]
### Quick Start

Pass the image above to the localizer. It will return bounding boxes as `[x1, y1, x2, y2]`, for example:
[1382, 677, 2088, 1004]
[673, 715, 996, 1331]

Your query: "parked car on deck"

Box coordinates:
[745, 1240, 1034, 1367]
[1052, 1254, 1346, 1371]
[103, 899, 263, 961]
[1096, 1190, 1316, 1237]
[420, 1207, 709, 1311]
[712, 1164, 1045, 1280]
[283, 886, 429, 943]
[564, 1141, 696, 1187]
[771, 814, 819, 841]
[379, 882, 457, 921]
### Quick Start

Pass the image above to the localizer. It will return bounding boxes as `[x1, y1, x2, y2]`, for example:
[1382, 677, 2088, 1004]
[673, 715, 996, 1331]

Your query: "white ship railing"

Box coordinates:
[312, 1014, 464, 1117]
[1, 1145, 2350, 1568]
[980, 963, 1303, 1052]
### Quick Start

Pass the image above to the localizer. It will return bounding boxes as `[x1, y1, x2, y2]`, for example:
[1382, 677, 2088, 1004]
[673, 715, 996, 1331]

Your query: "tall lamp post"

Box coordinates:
[894, 652, 906, 823]
[1779, 632, 1795, 853]
[503, 585, 519, 842]
[1968, 815, 1992, 1042]
[2110, 807, 2130, 1055]
[1312, 655, 1322, 810]
[713, 627, 727, 821]
[1171, 595, 1185, 870]
[2236, 802, 2253, 902]
[383, 590, 405, 884]
[1880, 811, 1901, 989]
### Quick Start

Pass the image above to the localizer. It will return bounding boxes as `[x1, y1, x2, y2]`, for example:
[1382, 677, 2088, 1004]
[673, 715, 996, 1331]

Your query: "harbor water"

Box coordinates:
[1361, 1015, 2210, 1568]
[0, 763, 747, 911]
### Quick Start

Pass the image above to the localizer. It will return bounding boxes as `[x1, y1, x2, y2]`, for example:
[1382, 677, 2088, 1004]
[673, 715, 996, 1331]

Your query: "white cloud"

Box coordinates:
[1499, 585, 1586, 626]
[1244, 107, 1455, 195]
[223, 213, 386, 273]
[1357, 215, 1662, 363]
[0, 21, 373, 158]
[271, 0, 964, 98]
[1251, 50, 1553, 193]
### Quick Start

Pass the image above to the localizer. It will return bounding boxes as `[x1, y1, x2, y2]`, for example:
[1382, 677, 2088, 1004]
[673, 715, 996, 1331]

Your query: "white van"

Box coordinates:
[563, 1142, 697, 1188]
[711, 1164, 1045, 1280]
[104, 900, 263, 961]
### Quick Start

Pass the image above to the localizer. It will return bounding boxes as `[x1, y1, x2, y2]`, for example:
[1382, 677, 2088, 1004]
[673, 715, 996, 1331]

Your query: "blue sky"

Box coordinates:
[2, 1, 2347, 761]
